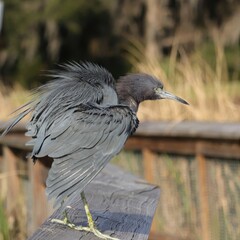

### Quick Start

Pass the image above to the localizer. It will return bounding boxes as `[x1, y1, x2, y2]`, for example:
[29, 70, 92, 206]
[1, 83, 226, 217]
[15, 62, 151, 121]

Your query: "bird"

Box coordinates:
[2, 62, 188, 239]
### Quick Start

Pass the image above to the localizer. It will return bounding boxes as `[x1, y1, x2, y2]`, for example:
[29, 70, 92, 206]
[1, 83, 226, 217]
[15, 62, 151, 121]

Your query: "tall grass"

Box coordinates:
[0, 200, 10, 240]
[0, 40, 239, 122]
[125, 39, 240, 122]
[0, 84, 31, 121]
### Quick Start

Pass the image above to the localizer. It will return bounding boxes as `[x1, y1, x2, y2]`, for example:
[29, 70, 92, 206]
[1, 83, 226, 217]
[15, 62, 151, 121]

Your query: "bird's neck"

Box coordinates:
[116, 75, 148, 113]
[119, 96, 139, 113]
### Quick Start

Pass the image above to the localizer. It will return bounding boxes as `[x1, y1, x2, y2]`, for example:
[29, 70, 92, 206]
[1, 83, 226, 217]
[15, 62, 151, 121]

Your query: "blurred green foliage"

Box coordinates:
[1, 0, 129, 88]
[0, 201, 9, 240]
[198, 40, 240, 80]
[0, 0, 239, 88]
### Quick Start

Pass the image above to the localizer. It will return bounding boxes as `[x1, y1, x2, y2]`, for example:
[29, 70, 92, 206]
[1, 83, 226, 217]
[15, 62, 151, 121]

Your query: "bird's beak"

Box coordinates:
[155, 88, 189, 105]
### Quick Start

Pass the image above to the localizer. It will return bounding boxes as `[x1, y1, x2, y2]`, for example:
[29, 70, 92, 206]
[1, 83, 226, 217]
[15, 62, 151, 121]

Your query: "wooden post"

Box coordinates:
[142, 148, 158, 233]
[0, 146, 4, 199]
[28, 159, 52, 235]
[142, 148, 156, 184]
[197, 153, 210, 240]
[2, 146, 21, 217]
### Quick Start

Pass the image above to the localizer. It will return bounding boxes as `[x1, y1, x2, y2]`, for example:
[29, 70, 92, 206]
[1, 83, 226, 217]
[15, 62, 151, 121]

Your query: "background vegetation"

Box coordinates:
[0, 0, 240, 239]
[0, 0, 239, 121]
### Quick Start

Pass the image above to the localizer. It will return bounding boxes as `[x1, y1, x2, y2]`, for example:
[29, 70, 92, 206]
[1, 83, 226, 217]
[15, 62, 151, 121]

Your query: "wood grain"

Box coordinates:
[136, 121, 240, 140]
[28, 164, 160, 240]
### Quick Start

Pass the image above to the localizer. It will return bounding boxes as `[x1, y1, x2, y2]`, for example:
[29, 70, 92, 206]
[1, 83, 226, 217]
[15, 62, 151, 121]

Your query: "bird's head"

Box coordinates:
[116, 73, 188, 112]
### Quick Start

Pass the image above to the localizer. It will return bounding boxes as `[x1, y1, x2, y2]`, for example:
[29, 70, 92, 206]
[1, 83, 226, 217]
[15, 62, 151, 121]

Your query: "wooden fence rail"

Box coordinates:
[1, 121, 240, 240]
[126, 121, 240, 240]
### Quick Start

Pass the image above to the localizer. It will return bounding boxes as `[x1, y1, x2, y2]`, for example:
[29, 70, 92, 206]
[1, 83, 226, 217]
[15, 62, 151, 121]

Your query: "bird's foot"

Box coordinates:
[51, 208, 120, 240]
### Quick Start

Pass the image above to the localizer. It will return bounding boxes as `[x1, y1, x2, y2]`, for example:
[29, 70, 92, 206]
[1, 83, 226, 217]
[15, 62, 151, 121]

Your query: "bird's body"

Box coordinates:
[2, 62, 188, 239]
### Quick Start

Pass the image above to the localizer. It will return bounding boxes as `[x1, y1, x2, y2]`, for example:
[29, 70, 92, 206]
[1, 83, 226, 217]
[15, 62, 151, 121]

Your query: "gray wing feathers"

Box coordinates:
[43, 107, 136, 207]
[1, 62, 139, 207]
[2, 62, 116, 136]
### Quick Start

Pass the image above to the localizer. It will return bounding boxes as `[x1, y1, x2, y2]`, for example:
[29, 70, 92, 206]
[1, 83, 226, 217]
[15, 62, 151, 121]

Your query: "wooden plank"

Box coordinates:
[27, 158, 53, 236]
[29, 164, 160, 240]
[142, 148, 156, 183]
[136, 121, 240, 140]
[0, 146, 3, 198]
[125, 137, 240, 159]
[3, 146, 21, 216]
[1, 121, 240, 159]
[0, 134, 31, 150]
[197, 154, 210, 240]
[2, 146, 27, 237]
[2, 121, 240, 140]
[142, 149, 158, 233]
[2, 133, 239, 159]
[0, 121, 26, 133]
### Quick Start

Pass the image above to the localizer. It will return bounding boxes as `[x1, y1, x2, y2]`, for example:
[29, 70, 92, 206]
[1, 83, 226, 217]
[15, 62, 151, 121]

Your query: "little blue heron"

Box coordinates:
[2, 62, 188, 239]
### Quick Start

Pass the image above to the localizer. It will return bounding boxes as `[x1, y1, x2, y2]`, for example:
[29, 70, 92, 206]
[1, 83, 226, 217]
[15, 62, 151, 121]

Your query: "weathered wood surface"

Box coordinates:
[0, 134, 30, 150]
[126, 135, 240, 159]
[28, 164, 160, 240]
[136, 121, 240, 140]
[2, 120, 240, 140]
[127, 121, 240, 159]
[1, 121, 240, 159]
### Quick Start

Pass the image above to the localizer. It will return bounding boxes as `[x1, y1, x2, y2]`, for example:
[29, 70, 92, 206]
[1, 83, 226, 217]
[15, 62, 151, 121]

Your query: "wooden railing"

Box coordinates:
[125, 121, 240, 240]
[1, 121, 240, 240]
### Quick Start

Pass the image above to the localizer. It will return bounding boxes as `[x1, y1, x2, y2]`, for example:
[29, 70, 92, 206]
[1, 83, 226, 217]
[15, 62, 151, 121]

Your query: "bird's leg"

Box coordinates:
[51, 200, 68, 224]
[62, 207, 71, 224]
[51, 204, 80, 229]
[80, 191, 95, 228]
[51, 192, 120, 240]
[80, 191, 120, 240]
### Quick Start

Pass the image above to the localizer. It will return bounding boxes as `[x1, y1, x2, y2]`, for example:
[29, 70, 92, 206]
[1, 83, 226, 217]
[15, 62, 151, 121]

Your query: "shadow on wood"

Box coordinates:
[28, 164, 160, 240]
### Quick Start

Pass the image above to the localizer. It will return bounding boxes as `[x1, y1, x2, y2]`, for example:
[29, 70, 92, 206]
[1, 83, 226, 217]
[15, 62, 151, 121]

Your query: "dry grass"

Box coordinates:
[1, 41, 239, 123]
[126, 39, 240, 122]
[0, 84, 31, 121]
